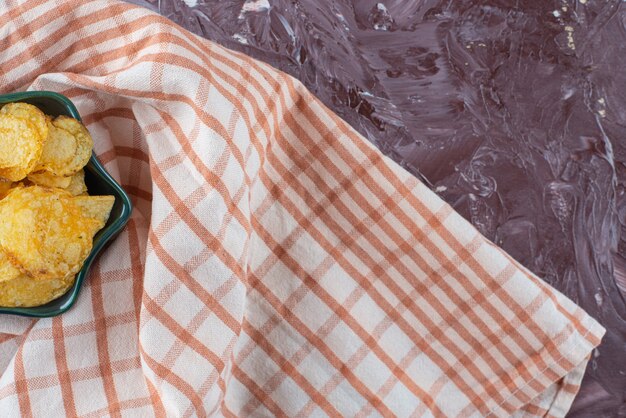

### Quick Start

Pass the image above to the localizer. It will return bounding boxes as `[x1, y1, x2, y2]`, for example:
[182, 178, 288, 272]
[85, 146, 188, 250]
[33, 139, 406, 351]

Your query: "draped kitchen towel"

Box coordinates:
[0, 0, 605, 416]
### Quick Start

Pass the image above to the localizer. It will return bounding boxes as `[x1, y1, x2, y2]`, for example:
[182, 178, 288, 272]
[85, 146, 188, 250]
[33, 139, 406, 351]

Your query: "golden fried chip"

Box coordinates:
[64, 169, 87, 196]
[1, 102, 48, 143]
[0, 186, 100, 280]
[0, 104, 113, 307]
[0, 273, 74, 307]
[0, 166, 33, 183]
[0, 249, 22, 283]
[34, 117, 77, 175]
[51, 116, 93, 175]
[72, 195, 115, 226]
[0, 179, 13, 199]
[27, 171, 72, 188]
[0, 114, 43, 180]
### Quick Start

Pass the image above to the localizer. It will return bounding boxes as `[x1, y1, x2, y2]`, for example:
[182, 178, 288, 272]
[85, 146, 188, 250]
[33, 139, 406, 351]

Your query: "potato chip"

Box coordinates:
[64, 169, 87, 196]
[0, 114, 43, 180]
[34, 117, 77, 175]
[0, 273, 74, 307]
[0, 166, 33, 183]
[51, 116, 93, 175]
[27, 171, 72, 188]
[72, 195, 115, 226]
[0, 104, 116, 306]
[0, 179, 13, 199]
[1, 102, 48, 143]
[0, 186, 102, 280]
[0, 249, 22, 283]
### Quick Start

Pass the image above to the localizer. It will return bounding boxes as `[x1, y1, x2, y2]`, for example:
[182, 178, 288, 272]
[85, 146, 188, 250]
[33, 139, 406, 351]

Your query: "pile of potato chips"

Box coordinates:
[0, 102, 114, 307]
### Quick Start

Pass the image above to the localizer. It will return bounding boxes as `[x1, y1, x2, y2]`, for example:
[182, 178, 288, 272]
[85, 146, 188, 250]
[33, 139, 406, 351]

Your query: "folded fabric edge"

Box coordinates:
[492, 306, 605, 417]
[541, 354, 590, 418]
[289, 78, 607, 417]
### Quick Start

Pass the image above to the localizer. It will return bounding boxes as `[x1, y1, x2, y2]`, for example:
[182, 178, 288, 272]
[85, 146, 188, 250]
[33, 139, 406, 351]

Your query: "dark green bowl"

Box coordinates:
[0, 91, 132, 317]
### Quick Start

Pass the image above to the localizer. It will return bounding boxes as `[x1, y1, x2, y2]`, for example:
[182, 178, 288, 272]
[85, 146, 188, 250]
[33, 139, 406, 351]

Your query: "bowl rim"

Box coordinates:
[0, 91, 133, 317]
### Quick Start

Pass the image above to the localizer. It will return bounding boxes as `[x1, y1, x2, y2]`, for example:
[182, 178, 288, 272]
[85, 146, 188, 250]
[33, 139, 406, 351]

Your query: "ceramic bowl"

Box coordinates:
[0, 91, 132, 317]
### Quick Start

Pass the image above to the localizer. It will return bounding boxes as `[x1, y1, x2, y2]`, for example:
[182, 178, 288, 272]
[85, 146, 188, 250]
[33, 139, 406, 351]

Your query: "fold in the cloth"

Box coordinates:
[0, 0, 604, 416]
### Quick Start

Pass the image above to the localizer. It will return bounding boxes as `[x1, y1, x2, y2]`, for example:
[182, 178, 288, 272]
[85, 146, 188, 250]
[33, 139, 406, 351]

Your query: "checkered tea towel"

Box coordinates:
[0, 0, 605, 416]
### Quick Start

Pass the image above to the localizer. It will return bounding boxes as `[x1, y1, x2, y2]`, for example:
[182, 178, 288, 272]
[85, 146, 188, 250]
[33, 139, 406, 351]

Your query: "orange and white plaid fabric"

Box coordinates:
[0, 0, 605, 416]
